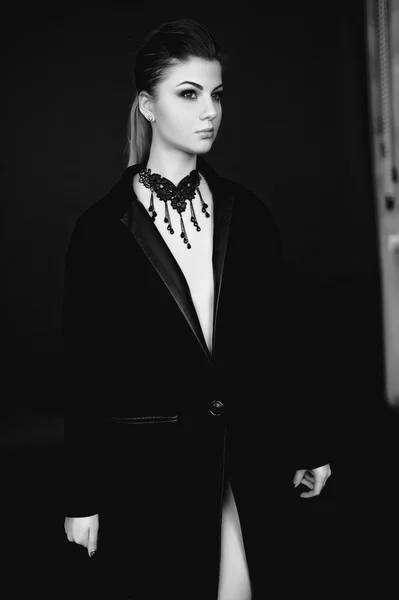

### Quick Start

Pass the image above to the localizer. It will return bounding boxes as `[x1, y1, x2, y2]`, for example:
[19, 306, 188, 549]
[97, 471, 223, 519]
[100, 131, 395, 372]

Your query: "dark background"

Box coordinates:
[2, 1, 398, 596]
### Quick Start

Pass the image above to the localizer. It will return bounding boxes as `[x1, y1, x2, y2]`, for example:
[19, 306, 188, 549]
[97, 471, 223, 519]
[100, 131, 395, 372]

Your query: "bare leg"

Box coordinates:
[217, 480, 252, 600]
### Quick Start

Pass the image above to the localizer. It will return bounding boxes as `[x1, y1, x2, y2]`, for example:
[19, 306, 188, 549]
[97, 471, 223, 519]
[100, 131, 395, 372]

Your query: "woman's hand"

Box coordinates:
[64, 514, 99, 557]
[293, 464, 331, 498]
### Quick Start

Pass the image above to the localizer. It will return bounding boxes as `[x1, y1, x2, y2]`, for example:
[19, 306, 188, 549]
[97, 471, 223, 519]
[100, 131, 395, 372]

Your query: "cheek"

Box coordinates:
[162, 106, 192, 135]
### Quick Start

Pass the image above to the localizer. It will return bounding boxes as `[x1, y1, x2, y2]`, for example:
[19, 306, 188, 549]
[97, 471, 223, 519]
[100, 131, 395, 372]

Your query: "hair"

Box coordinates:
[124, 18, 229, 167]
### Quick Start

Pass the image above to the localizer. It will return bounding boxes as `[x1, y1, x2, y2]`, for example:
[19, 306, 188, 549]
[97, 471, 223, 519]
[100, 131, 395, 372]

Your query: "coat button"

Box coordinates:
[209, 400, 224, 416]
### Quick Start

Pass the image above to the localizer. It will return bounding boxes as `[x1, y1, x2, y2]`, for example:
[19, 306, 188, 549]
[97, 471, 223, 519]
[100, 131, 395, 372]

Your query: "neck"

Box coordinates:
[144, 146, 198, 186]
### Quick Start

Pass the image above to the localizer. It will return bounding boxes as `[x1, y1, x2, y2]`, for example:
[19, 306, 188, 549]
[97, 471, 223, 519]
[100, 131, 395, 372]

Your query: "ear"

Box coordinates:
[138, 90, 154, 118]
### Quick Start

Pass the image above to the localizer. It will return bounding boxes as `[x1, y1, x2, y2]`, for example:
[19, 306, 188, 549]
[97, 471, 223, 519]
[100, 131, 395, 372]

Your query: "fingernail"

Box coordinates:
[90, 551, 96, 558]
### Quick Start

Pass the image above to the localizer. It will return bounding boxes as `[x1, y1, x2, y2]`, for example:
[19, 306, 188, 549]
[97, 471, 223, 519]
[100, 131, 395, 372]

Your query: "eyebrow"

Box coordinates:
[176, 81, 223, 91]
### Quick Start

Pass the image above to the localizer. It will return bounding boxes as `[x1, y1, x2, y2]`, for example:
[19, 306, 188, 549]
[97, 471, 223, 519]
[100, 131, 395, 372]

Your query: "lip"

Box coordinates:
[197, 130, 214, 138]
[197, 128, 214, 133]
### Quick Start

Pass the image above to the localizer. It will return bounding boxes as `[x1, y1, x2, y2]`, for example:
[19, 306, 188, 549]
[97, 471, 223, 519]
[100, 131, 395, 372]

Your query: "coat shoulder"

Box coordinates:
[68, 191, 114, 246]
[65, 201, 111, 268]
[226, 178, 271, 212]
[223, 178, 283, 255]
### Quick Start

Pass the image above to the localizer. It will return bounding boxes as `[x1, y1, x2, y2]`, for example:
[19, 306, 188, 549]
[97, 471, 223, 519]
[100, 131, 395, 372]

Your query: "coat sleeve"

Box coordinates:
[61, 213, 109, 517]
[239, 183, 334, 471]
[272, 211, 334, 470]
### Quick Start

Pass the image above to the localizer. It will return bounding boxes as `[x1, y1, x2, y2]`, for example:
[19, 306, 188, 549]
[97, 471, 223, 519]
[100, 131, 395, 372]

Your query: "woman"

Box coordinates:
[63, 18, 331, 600]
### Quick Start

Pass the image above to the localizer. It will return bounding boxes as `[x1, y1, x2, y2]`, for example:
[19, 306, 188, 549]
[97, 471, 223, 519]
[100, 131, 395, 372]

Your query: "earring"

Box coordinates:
[147, 115, 154, 122]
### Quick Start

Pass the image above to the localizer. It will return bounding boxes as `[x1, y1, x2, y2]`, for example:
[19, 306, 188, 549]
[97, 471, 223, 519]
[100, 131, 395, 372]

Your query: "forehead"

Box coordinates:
[163, 57, 222, 85]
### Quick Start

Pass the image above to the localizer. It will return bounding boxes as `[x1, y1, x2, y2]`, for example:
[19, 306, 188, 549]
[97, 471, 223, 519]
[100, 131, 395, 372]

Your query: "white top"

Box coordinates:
[134, 173, 215, 354]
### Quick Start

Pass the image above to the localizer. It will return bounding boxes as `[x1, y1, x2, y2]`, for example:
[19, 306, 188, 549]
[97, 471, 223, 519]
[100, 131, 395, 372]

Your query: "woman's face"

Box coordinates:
[147, 56, 223, 155]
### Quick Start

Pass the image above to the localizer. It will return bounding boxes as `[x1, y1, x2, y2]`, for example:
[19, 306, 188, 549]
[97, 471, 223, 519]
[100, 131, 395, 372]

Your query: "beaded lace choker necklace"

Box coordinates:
[138, 167, 210, 250]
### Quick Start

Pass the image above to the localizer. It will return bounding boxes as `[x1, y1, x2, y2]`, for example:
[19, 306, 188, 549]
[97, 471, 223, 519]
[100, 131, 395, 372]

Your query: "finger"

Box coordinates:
[300, 490, 317, 498]
[300, 478, 324, 498]
[88, 525, 98, 557]
[312, 477, 324, 496]
[293, 469, 306, 487]
[298, 478, 313, 490]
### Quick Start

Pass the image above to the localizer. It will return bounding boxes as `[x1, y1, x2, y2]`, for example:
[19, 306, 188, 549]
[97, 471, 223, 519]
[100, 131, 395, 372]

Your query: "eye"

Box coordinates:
[180, 89, 224, 101]
[180, 90, 197, 100]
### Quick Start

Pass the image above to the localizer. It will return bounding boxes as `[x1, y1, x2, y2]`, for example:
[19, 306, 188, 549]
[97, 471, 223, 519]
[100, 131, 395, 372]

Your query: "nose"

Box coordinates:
[201, 98, 219, 122]
[201, 112, 218, 128]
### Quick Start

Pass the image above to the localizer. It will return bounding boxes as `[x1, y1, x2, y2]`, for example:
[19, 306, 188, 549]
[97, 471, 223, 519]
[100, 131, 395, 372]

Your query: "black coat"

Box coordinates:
[62, 155, 332, 599]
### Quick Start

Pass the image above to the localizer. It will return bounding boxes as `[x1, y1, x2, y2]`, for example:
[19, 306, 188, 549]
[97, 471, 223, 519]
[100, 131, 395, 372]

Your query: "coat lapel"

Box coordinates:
[113, 157, 235, 365]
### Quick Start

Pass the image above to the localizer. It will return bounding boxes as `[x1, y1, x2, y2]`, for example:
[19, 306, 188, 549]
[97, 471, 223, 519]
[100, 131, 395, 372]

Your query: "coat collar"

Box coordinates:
[99, 155, 236, 365]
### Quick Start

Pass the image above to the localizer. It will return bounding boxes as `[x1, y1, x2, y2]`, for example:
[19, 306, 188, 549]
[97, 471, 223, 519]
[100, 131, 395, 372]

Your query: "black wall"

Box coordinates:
[2, 1, 391, 456]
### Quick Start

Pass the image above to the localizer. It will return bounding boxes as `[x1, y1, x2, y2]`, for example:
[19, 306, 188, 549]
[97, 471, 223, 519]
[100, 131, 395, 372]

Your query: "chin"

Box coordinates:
[196, 143, 213, 154]
[196, 148, 211, 155]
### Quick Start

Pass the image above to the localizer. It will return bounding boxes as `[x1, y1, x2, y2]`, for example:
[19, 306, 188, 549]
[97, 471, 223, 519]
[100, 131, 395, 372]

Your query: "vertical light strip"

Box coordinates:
[365, 0, 399, 408]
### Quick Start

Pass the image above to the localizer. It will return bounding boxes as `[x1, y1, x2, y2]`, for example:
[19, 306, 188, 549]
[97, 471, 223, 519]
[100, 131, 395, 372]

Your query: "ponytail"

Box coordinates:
[125, 93, 152, 167]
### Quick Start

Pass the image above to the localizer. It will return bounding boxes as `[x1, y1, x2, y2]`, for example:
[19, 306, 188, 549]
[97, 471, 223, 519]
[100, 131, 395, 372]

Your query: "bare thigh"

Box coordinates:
[218, 480, 252, 600]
